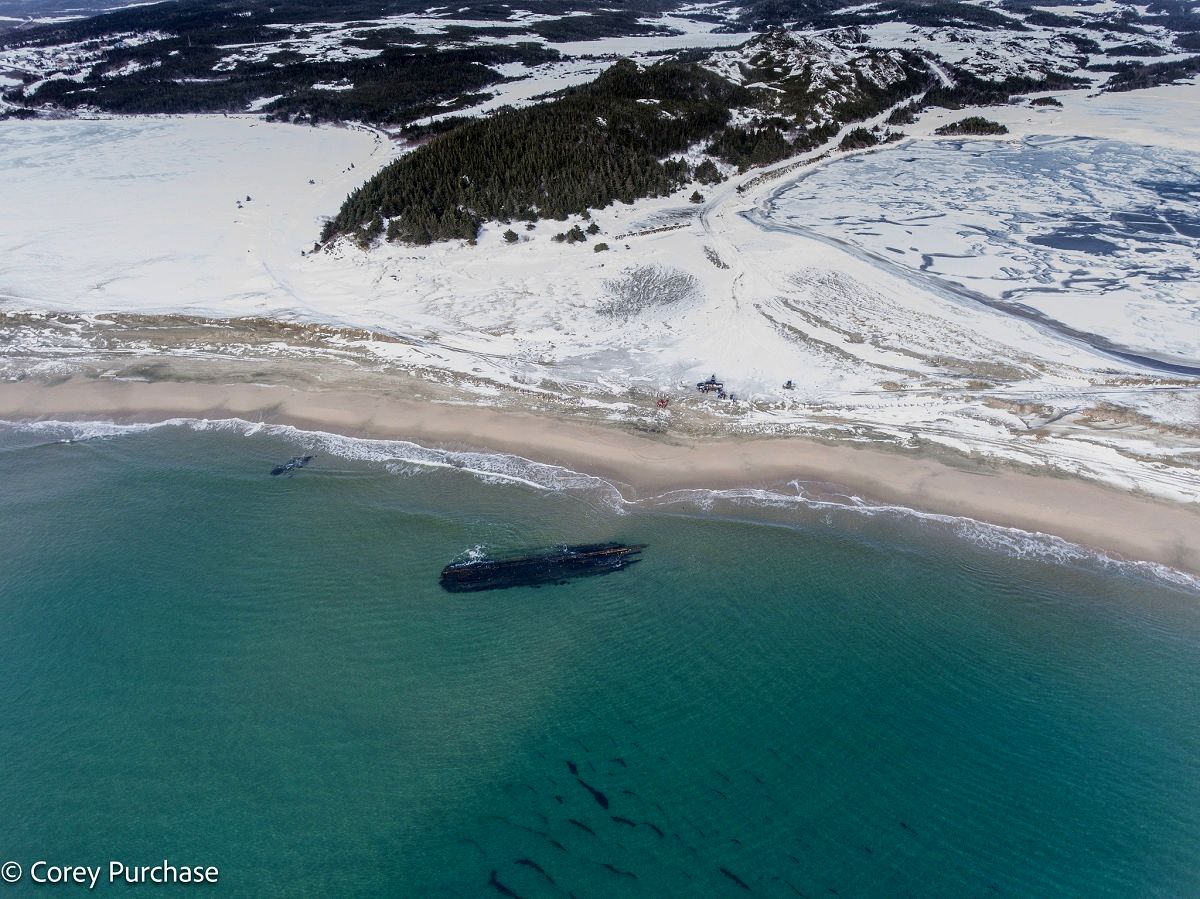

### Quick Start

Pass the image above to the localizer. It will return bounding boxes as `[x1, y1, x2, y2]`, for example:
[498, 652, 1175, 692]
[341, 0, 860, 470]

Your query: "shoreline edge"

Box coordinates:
[3, 376, 1199, 578]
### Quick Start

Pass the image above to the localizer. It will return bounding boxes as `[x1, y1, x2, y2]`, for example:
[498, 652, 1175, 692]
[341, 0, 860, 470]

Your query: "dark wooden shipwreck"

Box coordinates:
[270, 455, 313, 476]
[440, 543, 645, 593]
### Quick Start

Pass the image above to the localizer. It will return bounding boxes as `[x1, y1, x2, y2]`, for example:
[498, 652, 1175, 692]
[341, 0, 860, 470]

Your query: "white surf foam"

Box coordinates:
[649, 482, 1200, 592]
[3, 416, 1196, 592]
[0, 416, 630, 508]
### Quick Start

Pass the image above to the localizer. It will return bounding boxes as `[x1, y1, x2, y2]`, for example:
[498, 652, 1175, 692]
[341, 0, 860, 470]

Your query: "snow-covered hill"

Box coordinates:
[2, 0, 1197, 126]
[2, 83, 1198, 503]
[705, 27, 924, 132]
[1, 0, 1198, 510]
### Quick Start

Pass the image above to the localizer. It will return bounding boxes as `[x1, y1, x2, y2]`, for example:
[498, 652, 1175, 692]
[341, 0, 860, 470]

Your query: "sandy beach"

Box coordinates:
[3, 374, 1198, 577]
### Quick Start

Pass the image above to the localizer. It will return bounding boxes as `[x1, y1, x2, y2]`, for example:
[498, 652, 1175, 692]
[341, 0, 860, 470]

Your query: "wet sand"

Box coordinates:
[4, 375, 1199, 576]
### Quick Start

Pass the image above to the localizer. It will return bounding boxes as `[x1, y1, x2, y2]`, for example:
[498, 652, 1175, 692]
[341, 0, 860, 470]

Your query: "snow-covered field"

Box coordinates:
[0, 116, 390, 313]
[1, 80, 1199, 504]
[915, 81, 1200, 154]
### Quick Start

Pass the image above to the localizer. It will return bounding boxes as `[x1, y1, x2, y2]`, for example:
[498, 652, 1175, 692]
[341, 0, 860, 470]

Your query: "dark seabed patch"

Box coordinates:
[1, 423, 1198, 898]
[514, 858, 554, 884]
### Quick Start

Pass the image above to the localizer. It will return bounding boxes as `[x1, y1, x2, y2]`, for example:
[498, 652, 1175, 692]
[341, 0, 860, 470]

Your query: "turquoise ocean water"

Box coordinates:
[1, 420, 1198, 897]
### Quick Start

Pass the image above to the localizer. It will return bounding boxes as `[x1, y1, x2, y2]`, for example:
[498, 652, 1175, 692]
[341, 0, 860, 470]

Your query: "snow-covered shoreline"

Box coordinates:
[3, 374, 1200, 581]
[2, 79, 1198, 511]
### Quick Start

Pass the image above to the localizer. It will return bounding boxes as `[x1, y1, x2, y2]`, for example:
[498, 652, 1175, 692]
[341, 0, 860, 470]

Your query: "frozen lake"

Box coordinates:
[755, 136, 1200, 368]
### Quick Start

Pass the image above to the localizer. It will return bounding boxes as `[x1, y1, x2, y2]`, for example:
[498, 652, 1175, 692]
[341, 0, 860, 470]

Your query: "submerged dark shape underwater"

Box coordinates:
[440, 542, 645, 592]
[270, 454, 314, 476]
[2, 421, 1199, 898]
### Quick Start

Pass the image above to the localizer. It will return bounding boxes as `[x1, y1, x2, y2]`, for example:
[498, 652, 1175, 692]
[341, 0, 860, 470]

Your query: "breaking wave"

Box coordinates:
[4, 416, 1197, 592]
[2, 416, 629, 509]
[648, 484, 1200, 592]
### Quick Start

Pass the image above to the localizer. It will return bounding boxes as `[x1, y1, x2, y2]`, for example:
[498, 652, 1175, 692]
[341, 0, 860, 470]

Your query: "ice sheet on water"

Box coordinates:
[758, 136, 1200, 364]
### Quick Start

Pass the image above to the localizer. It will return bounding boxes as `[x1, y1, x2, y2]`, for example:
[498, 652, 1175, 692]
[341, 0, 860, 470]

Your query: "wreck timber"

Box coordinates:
[440, 543, 646, 593]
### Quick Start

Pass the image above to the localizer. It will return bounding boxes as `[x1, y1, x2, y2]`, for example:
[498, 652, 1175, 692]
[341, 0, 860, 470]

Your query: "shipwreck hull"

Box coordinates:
[440, 543, 645, 593]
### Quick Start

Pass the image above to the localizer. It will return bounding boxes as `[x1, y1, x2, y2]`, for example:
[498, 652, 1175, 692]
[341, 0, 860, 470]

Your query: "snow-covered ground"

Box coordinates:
[756, 135, 1200, 366]
[0, 7, 755, 124]
[915, 82, 1200, 154]
[422, 13, 758, 124]
[858, 2, 1185, 84]
[0, 28, 171, 88]
[193, 8, 756, 121]
[1, 81, 1198, 504]
[3, 0, 1189, 130]
[0, 116, 390, 314]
